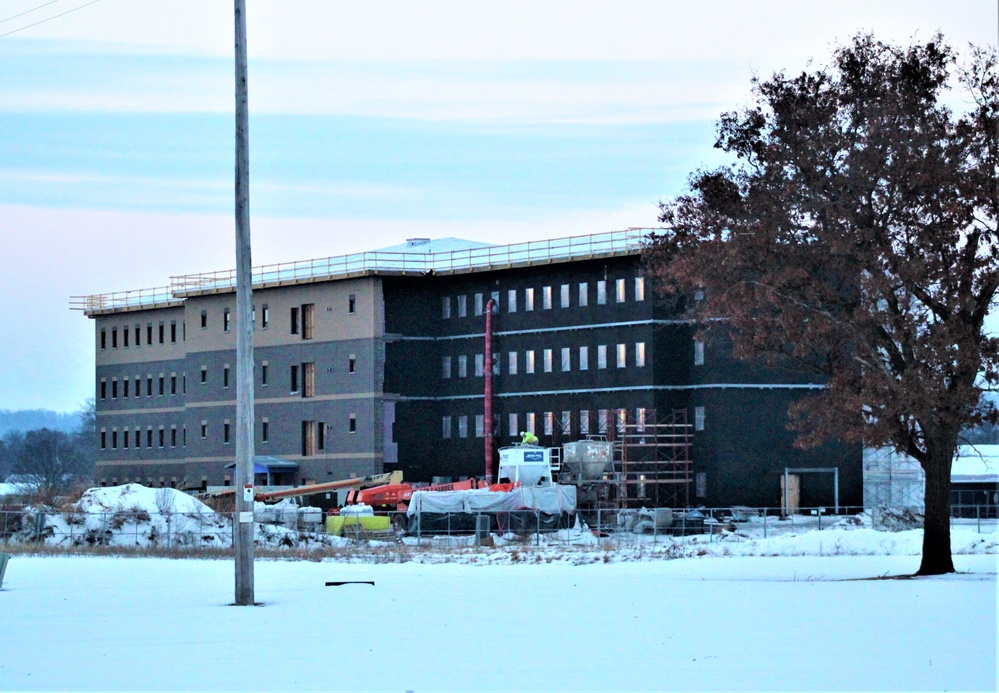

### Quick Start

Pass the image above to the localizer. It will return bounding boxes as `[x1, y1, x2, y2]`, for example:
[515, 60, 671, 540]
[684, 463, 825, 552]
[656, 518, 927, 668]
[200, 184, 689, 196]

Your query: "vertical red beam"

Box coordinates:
[484, 298, 496, 484]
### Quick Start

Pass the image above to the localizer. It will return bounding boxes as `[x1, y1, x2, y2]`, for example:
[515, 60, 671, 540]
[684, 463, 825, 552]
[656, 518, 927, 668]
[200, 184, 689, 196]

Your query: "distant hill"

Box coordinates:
[0, 409, 79, 436]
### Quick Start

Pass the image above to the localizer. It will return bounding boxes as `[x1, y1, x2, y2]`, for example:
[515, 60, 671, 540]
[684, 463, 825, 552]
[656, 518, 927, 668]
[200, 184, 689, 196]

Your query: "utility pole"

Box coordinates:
[233, 0, 255, 606]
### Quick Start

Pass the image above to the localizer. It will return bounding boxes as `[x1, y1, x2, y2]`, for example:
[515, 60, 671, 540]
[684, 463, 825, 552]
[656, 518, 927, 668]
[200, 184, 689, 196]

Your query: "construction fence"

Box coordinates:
[0, 505, 995, 552]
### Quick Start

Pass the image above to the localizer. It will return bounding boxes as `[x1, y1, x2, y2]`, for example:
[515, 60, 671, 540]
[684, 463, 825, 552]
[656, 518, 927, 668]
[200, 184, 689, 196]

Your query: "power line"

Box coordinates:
[0, 0, 62, 25]
[0, 0, 102, 39]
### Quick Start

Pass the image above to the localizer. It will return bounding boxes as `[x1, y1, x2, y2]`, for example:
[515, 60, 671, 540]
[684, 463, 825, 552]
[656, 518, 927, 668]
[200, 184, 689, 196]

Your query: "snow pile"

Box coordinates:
[11, 484, 343, 549]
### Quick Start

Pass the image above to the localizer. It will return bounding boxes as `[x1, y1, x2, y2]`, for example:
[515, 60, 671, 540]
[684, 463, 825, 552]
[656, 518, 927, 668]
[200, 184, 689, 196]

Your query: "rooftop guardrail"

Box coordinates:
[74, 228, 655, 315]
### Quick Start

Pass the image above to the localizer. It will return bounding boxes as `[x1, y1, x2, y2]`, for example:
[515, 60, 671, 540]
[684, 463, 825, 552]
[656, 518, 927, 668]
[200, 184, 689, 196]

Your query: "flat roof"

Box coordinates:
[72, 228, 655, 316]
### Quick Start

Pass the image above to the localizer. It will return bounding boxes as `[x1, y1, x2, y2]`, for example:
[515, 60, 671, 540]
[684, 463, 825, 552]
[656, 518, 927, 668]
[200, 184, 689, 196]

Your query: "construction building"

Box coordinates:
[73, 229, 862, 508]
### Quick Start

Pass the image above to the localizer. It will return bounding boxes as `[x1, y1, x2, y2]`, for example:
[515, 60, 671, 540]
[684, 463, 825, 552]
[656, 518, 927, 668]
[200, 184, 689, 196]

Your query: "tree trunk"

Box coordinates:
[917, 437, 956, 576]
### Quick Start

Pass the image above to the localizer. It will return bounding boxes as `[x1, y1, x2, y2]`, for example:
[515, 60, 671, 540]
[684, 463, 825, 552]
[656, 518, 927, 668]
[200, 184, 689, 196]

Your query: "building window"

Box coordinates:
[302, 362, 315, 398]
[597, 409, 608, 434]
[158, 375, 165, 396]
[170, 426, 177, 448]
[617, 344, 627, 368]
[507, 289, 517, 313]
[457, 295, 467, 317]
[261, 418, 269, 443]
[100, 329, 106, 350]
[596, 280, 607, 305]
[146, 375, 153, 396]
[597, 345, 607, 369]
[123, 328, 129, 348]
[442, 416, 452, 439]
[147, 323, 153, 345]
[111, 429, 118, 450]
[302, 420, 316, 456]
[542, 286, 552, 310]
[348, 354, 356, 374]
[100, 378, 107, 400]
[348, 413, 357, 434]
[696, 472, 707, 498]
[635, 277, 645, 301]
[635, 342, 646, 367]
[616, 278, 626, 303]
[525, 350, 535, 374]
[508, 351, 518, 375]
[474, 293, 483, 316]
[317, 421, 326, 451]
[636, 408, 647, 432]
[543, 349, 553, 373]
[694, 406, 705, 431]
[200, 421, 207, 439]
[134, 325, 140, 346]
[158, 426, 166, 448]
[475, 414, 484, 438]
[579, 346, 589, 371]
[348, 294, 356, 315]
[170, 374, 177, 395]
[457, 355, 467, 378]
[170, 321, 177, 343]
[111, 328, 117, 349]
[290, 306, 300, 334]
[290, 365, 300, 393]
[525, 412, 536, 435]
[525, 288, 535, 311]
[158, 322, 165, 344]
[261, 304, 269, 329]
[616, 409, 627, 433]
[442, 296, 451, 319]
[458, 415, 468, 438]
[579, 410, 589, 436]
[111, 378, 118, 399]
[261, 361, 268, 386]
[442, 356, 452, 379]
[577, 282, 588, 307]
[123, 378, 130, 399]
[147, 427, 153, 448]
[543, 411, 553, 436]
[223, 421, 230, 445]
[561, 411, 571, 437]
[201, 366, 207, 384]
[302, 303, 315, 340]
[561, 347, 571, 372]
[508, 413, 518, 437]
[182, 374, 187, 394]
[694, 340, 705, 366]
[491, 291, 500, 313]
[200, 310, 208, 329]
[559, 284, 570, 308]
[134, 428, 141, 448]
[223, 365, 230, 389]
[475, 353, 484, 377]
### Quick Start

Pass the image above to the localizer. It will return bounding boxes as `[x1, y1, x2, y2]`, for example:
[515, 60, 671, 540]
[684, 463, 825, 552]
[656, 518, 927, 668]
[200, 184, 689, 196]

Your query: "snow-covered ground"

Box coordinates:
[0, 554, 994, 691]
[2, 484, 996, 691]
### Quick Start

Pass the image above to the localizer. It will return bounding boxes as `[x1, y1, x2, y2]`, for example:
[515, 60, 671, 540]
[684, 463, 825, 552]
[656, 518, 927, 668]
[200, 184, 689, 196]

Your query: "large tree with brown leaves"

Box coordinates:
[647, 35, 998, 575]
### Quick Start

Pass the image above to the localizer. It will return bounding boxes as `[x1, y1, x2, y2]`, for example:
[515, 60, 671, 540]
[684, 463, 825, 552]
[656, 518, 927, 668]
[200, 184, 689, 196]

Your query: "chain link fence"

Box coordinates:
[1, 504, 994, 552]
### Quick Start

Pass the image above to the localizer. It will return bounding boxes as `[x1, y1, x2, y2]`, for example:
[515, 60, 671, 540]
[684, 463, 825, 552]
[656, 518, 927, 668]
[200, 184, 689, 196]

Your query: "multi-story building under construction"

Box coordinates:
[74, 229, 862, 509]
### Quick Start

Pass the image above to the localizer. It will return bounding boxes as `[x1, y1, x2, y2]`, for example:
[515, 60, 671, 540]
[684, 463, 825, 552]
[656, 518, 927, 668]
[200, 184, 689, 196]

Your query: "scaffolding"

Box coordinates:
[613, 409, 693, 508]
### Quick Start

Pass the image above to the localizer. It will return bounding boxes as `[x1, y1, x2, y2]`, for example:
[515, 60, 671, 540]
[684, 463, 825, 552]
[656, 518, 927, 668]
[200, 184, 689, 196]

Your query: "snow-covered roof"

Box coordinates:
[76, 228, 651, 314]
[953, 445, 999, 483]
[371, 237, 492, 254]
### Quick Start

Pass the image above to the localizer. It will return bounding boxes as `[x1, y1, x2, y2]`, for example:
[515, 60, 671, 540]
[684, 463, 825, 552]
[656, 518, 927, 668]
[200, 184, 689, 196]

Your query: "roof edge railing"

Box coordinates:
[75, 228, 659, 314]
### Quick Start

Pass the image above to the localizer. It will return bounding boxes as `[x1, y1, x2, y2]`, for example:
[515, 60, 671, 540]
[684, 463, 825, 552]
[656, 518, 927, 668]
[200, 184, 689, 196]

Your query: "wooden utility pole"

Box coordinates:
[233, 0, 255, 606]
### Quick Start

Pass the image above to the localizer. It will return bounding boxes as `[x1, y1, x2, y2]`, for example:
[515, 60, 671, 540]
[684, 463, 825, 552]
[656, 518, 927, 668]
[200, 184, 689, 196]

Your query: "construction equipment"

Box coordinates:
[202, 470, 402, 504]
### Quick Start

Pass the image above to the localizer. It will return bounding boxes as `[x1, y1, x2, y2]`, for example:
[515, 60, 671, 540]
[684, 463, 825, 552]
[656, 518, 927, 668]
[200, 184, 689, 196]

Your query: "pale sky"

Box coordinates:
[0, 0, 995, 412]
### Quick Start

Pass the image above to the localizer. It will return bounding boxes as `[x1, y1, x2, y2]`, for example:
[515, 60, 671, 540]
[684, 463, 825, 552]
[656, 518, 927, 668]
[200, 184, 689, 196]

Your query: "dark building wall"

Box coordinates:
[688, 387, 862, 508]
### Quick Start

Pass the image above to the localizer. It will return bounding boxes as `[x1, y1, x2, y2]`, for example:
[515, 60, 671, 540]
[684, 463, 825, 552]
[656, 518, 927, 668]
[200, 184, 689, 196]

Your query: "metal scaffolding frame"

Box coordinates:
[612, 408, 693, 509]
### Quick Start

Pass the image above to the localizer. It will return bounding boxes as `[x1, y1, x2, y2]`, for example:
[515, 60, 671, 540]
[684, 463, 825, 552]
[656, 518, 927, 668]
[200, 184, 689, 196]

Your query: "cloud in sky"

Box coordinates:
[0, 0, 994, 411]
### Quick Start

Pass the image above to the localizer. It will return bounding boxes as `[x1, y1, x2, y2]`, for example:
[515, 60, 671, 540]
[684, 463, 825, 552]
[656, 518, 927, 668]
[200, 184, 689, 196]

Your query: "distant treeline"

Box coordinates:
[0, 409, 80, 437]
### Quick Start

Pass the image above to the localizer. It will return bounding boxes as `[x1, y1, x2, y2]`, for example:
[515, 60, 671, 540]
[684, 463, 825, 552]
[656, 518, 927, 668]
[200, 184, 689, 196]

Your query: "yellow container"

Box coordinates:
[326, 514, 391, 536]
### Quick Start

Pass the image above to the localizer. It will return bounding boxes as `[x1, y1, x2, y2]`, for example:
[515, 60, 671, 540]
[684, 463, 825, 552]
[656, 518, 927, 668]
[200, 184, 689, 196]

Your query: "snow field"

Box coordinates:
[0, 554, 994, 692]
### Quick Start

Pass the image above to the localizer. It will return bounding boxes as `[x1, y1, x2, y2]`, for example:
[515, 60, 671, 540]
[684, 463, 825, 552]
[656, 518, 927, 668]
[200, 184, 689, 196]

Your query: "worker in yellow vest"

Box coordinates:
[520, 430, 538, 445]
